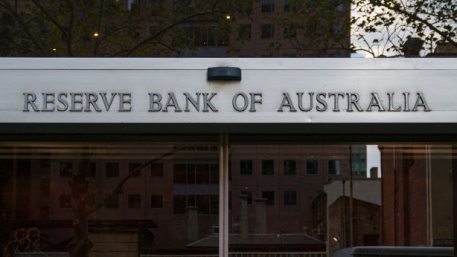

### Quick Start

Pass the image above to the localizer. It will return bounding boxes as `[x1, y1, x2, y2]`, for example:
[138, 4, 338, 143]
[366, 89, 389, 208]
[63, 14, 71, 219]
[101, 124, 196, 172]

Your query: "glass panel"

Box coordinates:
[0, 139, 218, 257]
[229, 142, 454, 256]
[262, 160, 275, 175]
[261, 0, 275, 13]
[284, 160, 297, 175]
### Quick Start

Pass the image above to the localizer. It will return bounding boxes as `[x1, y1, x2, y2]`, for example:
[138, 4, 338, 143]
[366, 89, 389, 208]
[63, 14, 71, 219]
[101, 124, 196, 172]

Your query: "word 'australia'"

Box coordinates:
[277, 92, 431, 112]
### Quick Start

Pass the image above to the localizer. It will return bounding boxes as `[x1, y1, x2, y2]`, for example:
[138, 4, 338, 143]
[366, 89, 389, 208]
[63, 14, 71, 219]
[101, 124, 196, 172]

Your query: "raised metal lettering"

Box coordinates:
[184, 92, 200, 112]
[277, 93, 297, 112]
[69, 93, 83, 112]
[346, 93, 363, 112]
[366, 93, 386, 112]
[412, 92, 432, 112]
[403, 92, 411, 112]
[57, 93, 68, 111]
[249, 93, 262, 112]
[100, 93, 117, 111]
[232, 93, 249, 112]
[119, 93, 132, 112]
[328, 93, 345, 112]
[297, 92, 313, 112]
[163, 93, 182, 112]
[387, 93, 401, 112]
[202, 93, 218, 112]
[316, 93, 327, 112]
[148, 93, 162, 112]
[84, 93, 102, 112]
[23, 93, 39, 112]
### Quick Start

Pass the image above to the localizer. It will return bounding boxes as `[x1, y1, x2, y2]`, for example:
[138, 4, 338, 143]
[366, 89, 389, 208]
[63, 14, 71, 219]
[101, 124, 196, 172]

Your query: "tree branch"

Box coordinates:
[67, 0, 75, 56]
[377, 1, 457, 47]
[0, 0, 46, 55]
[30, 0, 67, 37]
[93, 0, 105, 56]
[113, 10, 216, 56]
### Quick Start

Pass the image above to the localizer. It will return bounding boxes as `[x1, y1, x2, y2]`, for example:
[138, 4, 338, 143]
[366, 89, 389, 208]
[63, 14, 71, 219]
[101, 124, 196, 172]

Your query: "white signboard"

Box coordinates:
[0, 58, 456, 123]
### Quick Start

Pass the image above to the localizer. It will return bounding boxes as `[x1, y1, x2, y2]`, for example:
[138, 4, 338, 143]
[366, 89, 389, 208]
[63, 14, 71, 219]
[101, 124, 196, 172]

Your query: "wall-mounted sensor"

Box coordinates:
[207, 67, 241, 81]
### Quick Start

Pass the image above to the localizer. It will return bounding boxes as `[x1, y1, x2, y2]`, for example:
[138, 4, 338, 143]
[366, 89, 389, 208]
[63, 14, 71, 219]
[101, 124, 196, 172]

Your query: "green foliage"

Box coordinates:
[352, 0, 456, 57]
[0, 0, 455, 57]
[0, 0, 235, 56]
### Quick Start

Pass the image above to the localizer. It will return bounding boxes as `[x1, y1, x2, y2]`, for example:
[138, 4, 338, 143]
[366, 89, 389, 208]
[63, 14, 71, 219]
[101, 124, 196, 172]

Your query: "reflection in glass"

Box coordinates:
[229, 144, 454, 256]
[0, 140, 219, 257]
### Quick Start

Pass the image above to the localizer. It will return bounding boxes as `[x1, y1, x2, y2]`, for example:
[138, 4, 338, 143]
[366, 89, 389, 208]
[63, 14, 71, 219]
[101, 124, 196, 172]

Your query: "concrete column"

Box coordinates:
[240, 194, 249, 239]
[255, 198, 268, 234]
[187, 206, 199, 242]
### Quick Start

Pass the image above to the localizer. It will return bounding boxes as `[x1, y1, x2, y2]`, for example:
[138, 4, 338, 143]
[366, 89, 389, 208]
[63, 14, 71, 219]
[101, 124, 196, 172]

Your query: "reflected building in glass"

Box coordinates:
[0, 141, 455, 257]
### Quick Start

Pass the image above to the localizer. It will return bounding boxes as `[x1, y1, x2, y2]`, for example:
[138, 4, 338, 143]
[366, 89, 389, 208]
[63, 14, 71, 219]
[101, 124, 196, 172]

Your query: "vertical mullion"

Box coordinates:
[219, 134, 229, 257]
[453, 145, 457, 252]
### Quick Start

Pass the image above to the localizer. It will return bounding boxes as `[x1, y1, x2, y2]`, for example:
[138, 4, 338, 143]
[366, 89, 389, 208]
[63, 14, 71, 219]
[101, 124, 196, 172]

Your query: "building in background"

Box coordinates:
[1, 144, 360, 256]
[0, 0, 351, 57]
[126, 0, 351, 57]
[380, 145, 454, 247]
[322, 178, 381, 256]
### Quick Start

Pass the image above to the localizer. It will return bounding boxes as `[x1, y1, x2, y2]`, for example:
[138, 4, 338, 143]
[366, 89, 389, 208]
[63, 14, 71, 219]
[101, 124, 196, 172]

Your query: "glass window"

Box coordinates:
[262, 191, 275, 205]
[229, 141, 455, 256]
[209, 164, 219, 183]
[151, 163, 163, 177]
[128, 194, 142, 209]
[187, 164, 196, 184]
[84, 162, 97, 177]
[59, 162, 73, 177]
[173, 0, 194, 15]
[328, 160, 341, 175]
[336, 3, 345, 12]
[283, 0, 289, 11]
[306, 160, 319, 175]
[194, 26, 208, 47]
[352, 145, 367, 177]
[210, 195, 218, 214]
[240, 160, 252, 175]
[284, 160, 296, 175]
[196, 164, 210, 183]
[261, 24, 275, 39]
[151, 194, 163, 208]
[105, 162, 119, 177]
[0, 139, 219, 257]
[174, 164, 187, 183]
[128, 163, 142, 177]
[262, 160, 274, 175]
[283, 26, 297, 39]
[238, 24, 251, 40]
[261, 0, 275, 13]
[284, 190, 297, 205]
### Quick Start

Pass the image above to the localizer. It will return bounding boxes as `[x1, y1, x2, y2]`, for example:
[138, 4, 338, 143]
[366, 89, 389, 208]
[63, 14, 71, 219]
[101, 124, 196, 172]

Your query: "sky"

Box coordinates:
[366, 145, 381, 177]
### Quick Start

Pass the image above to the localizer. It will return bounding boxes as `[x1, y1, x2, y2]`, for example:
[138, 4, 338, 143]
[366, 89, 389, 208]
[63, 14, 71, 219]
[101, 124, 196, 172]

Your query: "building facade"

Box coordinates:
[0, 58, 456, 257]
